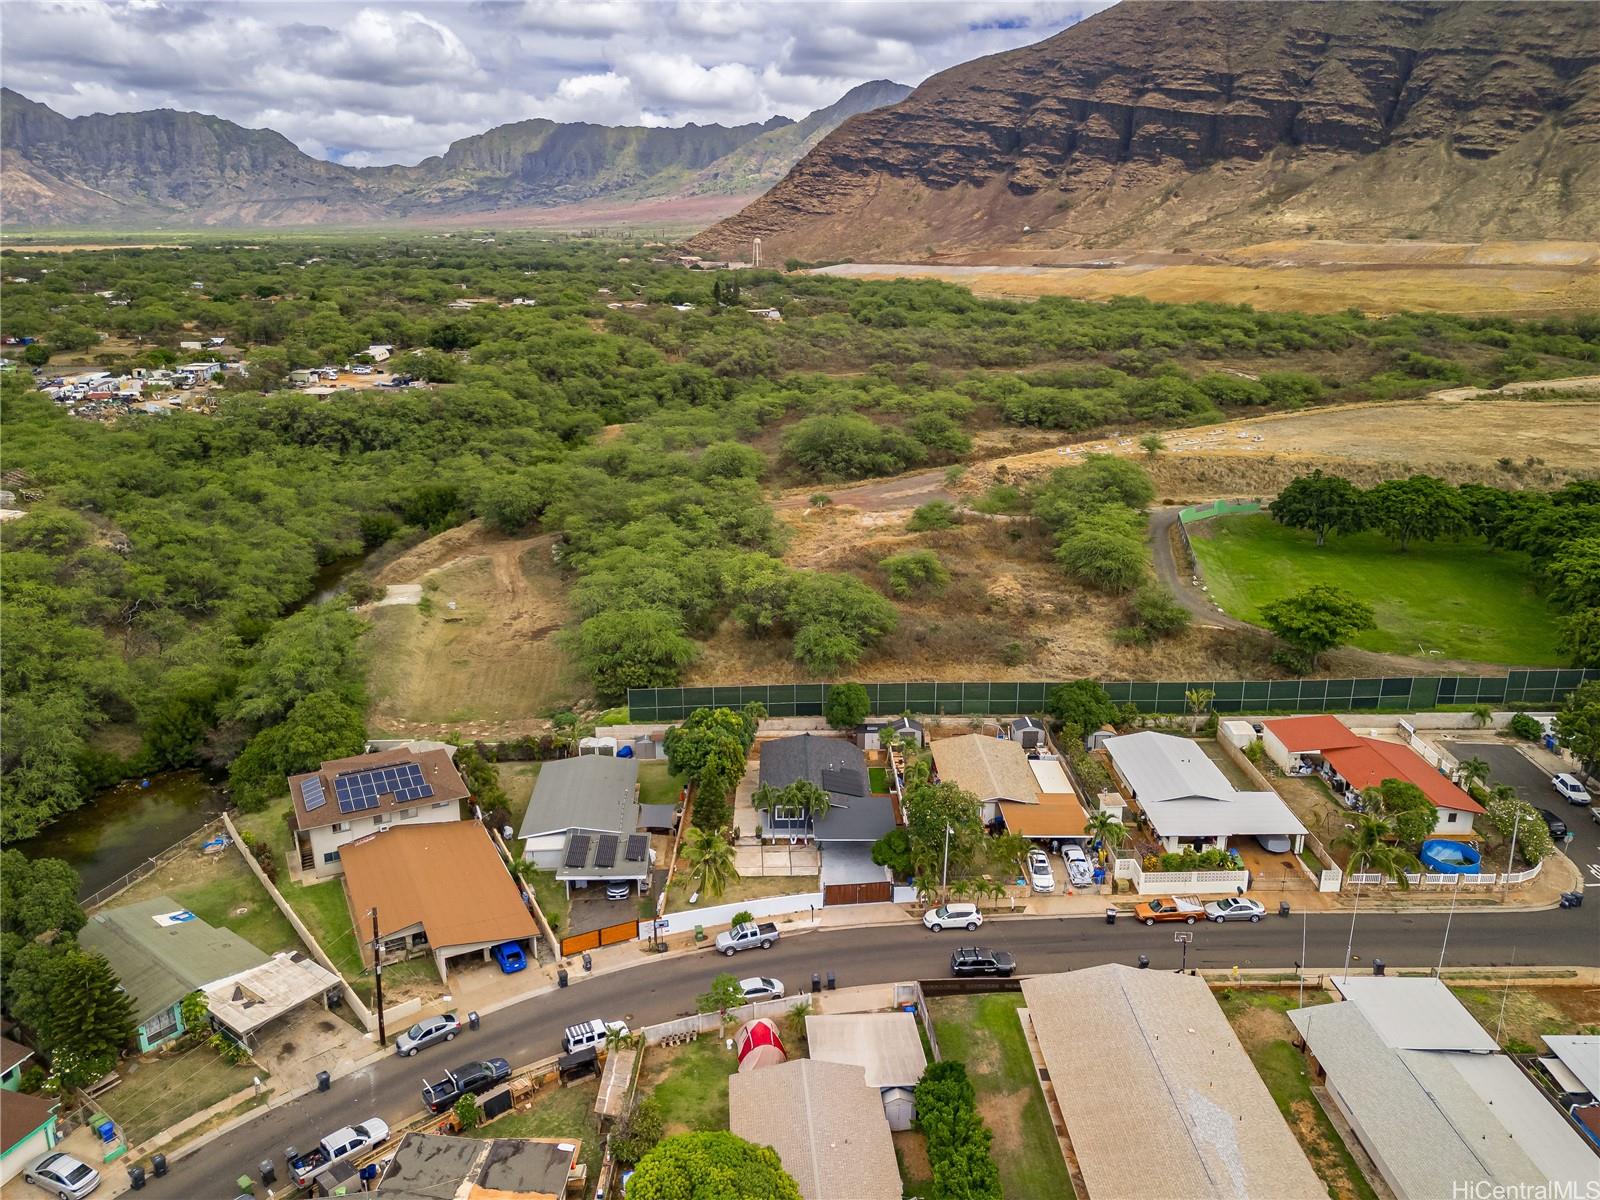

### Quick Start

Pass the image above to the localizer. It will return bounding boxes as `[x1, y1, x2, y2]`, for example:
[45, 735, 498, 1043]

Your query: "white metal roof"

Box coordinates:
[1542, 1035, 1600, 1098]
[1027, 758, 1074, 796]
[1103, 732, 1305, 839]
[805, 1013, 927, 1090]
[1330, 976, 1497, 1051]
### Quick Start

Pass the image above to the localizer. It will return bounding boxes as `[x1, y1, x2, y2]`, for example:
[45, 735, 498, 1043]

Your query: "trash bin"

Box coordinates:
[94, 1116, 116, 1142]
[151, 1154, 168, 1178]
[260, 1160, 277, 1185]
[558, 967, 569, 987]
[468, 1011, 480, 1032]
[582, 952, 593, 973]
[316, 1069, 331, 1092]
[1278, 900, 1291, 918]
[811, 972, 821, 993]
[1372, 959, 1385, 976]
[128, 1166, 146, 1191]
[1105, 907, 1117, 925]
[1138, 954, 1150, 969]
[826, 971, 836, 990]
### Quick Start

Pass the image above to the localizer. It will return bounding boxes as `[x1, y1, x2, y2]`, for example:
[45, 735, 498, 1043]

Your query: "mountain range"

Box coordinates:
[0, 80, 910, 227]
[693, 0, 1600, 260]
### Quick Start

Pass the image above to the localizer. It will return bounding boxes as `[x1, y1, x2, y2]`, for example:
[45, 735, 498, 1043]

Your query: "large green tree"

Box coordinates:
[1555, 679, 1600, 775]
[824, 683, 870, 729]
[627, 1132, 801, 1200]
[0, 851, 84, 940]
[1365, 475, 1468, 551]
[1259, 586, 1376, 671]
[1046, 679, 1117, 736]
[1270, 469, 1367, 546]
[9, 945, 135, 1090]
[903, 779, 985, 885]
[570, 608, 698, 701]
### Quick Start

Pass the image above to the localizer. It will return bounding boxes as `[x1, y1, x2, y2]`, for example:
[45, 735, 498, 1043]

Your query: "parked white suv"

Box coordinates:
[923, 903, 983, 932]
[1553, 773, 1592, 806]
[1026, 849, 1055, 894]
[563, 1018, 628, 1054]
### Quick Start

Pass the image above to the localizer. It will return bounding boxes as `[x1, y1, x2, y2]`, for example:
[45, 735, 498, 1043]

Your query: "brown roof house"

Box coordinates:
[375, 1132, 582, 1199]
[289, 745, 471, 880]
[341, 822, 539, 984]
[931, 733, 1041, 822]
[729, 1059, 900, 1200]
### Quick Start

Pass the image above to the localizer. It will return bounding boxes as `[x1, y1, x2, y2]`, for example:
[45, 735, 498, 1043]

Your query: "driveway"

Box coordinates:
[1147, 506, 1253, 631]
[1455, 741, 1600, 887]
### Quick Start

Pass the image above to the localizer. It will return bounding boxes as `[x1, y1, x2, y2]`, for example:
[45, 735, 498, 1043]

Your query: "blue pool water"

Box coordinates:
[1419, 839, 1482, 874]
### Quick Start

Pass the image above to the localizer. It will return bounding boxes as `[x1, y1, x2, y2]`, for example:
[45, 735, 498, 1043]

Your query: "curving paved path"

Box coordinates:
[1148, 505, 1254, 631]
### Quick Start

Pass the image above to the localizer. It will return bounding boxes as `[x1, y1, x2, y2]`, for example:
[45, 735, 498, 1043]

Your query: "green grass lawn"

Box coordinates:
[638, 1035, 735, 1136]
[869, 766, 891, 794]
[1216, 989, 1377, 1200]
[469, 1076, 602, 1187]
[664, 873, 820, 913]
[102, 1045, 268, 1147]
[930, 995, 1075, 1200]
[169, 865, 304, 958]
[494, 761, 542, 831]
[524, 868, 571, 936]
[637, 761, 685, 807]
[1189, 514, 1560, 665]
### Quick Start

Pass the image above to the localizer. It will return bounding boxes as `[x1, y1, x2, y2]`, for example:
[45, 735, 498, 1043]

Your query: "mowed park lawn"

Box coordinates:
[1189, 514, 1562, 665]
[929, 995, 1075, 1200]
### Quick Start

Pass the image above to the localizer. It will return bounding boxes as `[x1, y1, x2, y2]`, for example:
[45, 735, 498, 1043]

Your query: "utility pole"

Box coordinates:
[1501, 806, 1521, 903]
[1435, 872, 1463, 976]
[941, 825, 952, 896]
[370, 908, 386, 1047]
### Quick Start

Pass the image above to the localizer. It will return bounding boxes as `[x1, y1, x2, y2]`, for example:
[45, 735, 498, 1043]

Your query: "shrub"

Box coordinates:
[881, 549, 951, 597]
[823, 682, 870, 729]
[907, 501, 960, 532]
[1000, 640, 1026, 666]
[453, 1095, 480, 1131]
[730, 910, 755, 928]
[1129, 583, 1191, 638]
[1508, 711, 1543, 741]
[914, 1061, 1002, 1200]
[612, 1098, 665, 1167]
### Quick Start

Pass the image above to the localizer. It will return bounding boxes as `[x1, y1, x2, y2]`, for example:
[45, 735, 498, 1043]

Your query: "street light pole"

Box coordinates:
[370, 907, 386, 1048]
[1501, 806, 1521, 902]
[941, 825, 952, 896]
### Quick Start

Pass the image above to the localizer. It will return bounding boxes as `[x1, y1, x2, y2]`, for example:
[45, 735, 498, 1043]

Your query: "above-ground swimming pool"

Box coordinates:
[1419, 839, 1483, 874]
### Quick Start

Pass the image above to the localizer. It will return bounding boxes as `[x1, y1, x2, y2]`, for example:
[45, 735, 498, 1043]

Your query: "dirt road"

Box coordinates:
[773, 470, 953, 512]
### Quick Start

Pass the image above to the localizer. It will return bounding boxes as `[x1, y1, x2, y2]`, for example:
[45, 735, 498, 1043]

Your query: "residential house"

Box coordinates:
[203, 952, 340, 1052]
[930, 733, 1039, 821]
[728, 1059, 901, 1200]
[517, 756, 640, 868]
[340, 822, 539, 983]
[855, 715, 923, 751]
[804, 1013, 927, 1130]
[0, 1092, 58, 1187]
[1024, 966, 1326, 1200]
[1102, 731, 1307, 854]
[375, 1133, 582, 1199]
[1261, 717, 1484, 835]
[1290, 977, 1596, 1200]
[1537, 1034, 1599, 1104]
[761, 735, 897, 901]
[0, 1038, 34, 1091]
[1000, 756, 1089, 843]
[79, 897, 269, 1052]
[288, 745, 470, 879]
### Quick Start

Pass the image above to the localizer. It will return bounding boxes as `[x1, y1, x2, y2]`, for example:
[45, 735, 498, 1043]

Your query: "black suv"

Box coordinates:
[950, 948, 1016, 978]
[1540, 809, 1568, 840]
[422, 1057, 512, 1114]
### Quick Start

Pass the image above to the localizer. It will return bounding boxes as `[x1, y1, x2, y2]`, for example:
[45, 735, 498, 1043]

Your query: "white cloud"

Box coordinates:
[2, 0, 1109, 164]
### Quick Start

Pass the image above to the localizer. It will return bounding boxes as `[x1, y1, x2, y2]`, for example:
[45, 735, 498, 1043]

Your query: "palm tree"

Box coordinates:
[1334, 813, 1421, 889]
[1455, 757, 1490, 794]
[750, 782, 778, 812]
[683, 827, 737, 900]
[1086, 809, 1128, 858]
[950, 876, 977, 903]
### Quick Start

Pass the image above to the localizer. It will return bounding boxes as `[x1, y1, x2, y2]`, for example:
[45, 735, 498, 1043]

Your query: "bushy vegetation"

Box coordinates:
[880, 548, 951, 597]
[914, 1060, 1003, 1200]
[1030, 455, 1156, 594]
[627, 1131, 801, 1200]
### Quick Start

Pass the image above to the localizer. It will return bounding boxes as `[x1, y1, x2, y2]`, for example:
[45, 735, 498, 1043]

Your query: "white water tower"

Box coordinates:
[751, 237, 762, 268]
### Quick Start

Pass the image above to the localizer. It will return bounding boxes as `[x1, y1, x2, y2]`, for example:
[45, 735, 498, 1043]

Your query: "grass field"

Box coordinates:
[1448, 985, 1600, 1052]
[102, 1046, 267, 1147]
[664, 873, 819, 912]
[1189, 514, 1561, 665]
[469, 1075, 602, 1186]
[638, 761, 686, 807]
[638, 1035, 735, 1136]
[930, 994, 1075, 1200]
[1216, 989, 1377, 1200]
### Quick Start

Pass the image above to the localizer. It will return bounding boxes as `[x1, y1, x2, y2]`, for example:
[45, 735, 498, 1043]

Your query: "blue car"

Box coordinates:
[491, 941, 526, 973]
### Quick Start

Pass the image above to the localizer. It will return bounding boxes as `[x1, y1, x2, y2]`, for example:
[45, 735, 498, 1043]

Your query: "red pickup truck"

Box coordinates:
[1134, 896, 1204, 925]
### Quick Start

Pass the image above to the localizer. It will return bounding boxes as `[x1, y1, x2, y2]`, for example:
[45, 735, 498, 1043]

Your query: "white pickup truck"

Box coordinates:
[289, 1118, 389, 1187]
[715, 921, 779, 956]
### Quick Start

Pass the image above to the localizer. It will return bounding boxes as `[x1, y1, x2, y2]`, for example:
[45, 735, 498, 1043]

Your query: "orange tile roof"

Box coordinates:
[1263, 716, 1363, 753]
[341, 822, 538, 953]
[1323, 740, 1484, 814]
[999, 794, 1089, 837]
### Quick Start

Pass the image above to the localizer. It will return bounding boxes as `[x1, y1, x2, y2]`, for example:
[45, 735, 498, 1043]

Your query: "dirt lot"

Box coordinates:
[366, 521, 581, 737]
[1448, 984, 1600, 1050]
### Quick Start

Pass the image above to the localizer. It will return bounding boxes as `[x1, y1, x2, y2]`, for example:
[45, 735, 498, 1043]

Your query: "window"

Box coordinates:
[375, 813, 390, 826]
[324, 850, 341, 864]
[1446, 812, 1458, 824]
[401, 808, 417, 820]
[333, 821, 350, 833]
[143, 1006, 179, 1041]
[431, 800, 451, 809]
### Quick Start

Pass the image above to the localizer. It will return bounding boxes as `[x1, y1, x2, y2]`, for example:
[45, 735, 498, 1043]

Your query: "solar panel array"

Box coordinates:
[820, 767, 866, 797]
[594, 835, 618, 870]
[625, 834, 649, 863]
[334, 761, 434, 813]
[301, 776, 327, 812]
[566, 834, 591, 869]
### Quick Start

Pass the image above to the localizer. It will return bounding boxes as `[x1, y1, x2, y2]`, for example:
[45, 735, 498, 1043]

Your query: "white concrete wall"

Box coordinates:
[523, 834, 564, 867]
[644, 891, 824, 939]
[1261, 727, 1295, 774]
[1433, 809, 1476, 837]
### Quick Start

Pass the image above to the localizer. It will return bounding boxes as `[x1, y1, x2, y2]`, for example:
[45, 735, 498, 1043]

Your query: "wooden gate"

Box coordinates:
[560, 919, 640, 957]
[823, 881, 893, 906]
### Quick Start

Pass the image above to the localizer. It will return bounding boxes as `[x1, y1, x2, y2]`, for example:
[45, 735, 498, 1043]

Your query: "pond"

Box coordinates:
[14, 770, 226, 900]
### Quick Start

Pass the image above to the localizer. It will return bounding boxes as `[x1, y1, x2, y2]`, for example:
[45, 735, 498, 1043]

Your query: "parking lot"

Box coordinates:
[1455, 741, 1600, 887]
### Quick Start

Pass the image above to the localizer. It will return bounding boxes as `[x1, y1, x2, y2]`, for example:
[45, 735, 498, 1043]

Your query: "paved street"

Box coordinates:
[1457, 741, 1600, 886]
[162, 906, 1599, 1196]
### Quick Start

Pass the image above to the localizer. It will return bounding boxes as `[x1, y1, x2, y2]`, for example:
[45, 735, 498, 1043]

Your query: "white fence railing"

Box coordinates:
[640, 996, 796, 1044]
[642, 891, 824, 940]
[1115, 857, 1252, 896]
[1344, 858, 1541, 889]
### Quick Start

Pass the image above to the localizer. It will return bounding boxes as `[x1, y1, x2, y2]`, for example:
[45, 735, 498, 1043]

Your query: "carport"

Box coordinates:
[204, 952, 340, 1051]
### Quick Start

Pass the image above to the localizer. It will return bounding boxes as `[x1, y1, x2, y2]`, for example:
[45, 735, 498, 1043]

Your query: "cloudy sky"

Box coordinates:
[2, 1, 1106, 166]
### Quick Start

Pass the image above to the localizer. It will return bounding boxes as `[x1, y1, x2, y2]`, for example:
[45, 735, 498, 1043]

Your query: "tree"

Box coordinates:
[880, 549, 951, 597]
[1269, 470, 1367, 546]
[1455, 757, 1491, 793]
[1185, 688, 1215, 733]
[1558, 608, 1600, 669]
[1333, 814, 1421, 888]
[1054, 507, 1148, 593]
[1547, 537, 1600, 613]
[1259, 586, 1376, 671]
[824, 683, 870, 730]
[915, 1060, 1002, 1200]
[228, 689, 366, 810]
[10, 946, 135, 1090]
[0, 851, 85, 939]
[1555, 679, 1600, 775]
[1365, 778, 1437, 847]
[627, 1132, 801, 1200]
[612, 1098, 665, 1167]
[871, 828, 914, 878]
[903, 779, 984, 885]
[1365, 475, 1468, 551]
[453, 1095, 480, 1132]
[1482, 785, 1554, 865]
[696, 973, 747, 1025]
[1086, 809, 1127, 858]
[570, 608, 697, 700]
[1129, 583, 1191, 638]
[682, 827, 736, 900]
[1139, 433, 1165, 459]
[1046, 679, 1117, 737]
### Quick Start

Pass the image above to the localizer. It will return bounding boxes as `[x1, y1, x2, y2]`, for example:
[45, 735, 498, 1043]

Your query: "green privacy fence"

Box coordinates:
[628, 669, 1598, 722]
[1178, 499, 1263, 524]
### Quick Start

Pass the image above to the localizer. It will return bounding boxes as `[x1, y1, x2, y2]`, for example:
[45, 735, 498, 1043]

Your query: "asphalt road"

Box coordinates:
[162, 906, 1600, 1196]
[1457, 741, 1600, 886]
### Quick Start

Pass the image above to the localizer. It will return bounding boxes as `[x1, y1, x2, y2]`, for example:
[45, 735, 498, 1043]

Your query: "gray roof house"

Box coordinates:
[79, 896, 270, 1053]
[1290, 977, 1597, 1200]
[518, 756, 640, 868]
[376, 1132, 582, 1199]
[759, 734, 896, 843]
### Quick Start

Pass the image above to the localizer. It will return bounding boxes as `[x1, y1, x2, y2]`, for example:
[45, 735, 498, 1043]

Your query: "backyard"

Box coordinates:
[1189, 514, 1561, 665]
[928, 994, 1075, 1200]
[1447, 985, 1600, 1052]
[101, 1044, 268, 1148]
[664, 872, 820, 912]
[468, 1075, 602, 1192]
[1215, 988, 1377, 1200]
[636, 1035, 736, 1137]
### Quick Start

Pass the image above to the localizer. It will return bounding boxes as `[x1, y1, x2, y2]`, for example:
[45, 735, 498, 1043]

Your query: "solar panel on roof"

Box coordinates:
[301, 776, 327, 811]
[820, 767, 866, 797]
[333, 761, 428, 811]
[594, 835, 617, 870]
[565, 834, 591, 869]
[625, 834, 649, 862]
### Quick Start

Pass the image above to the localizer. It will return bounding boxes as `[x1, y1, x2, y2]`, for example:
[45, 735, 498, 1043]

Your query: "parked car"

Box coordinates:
[1205, 896, 1266, 923]
[1134, 896, 1204, 925]
[1026, 849, 1055, 894]
[491, 942, 526, 974]
[1540, 809, 1569, 839]
[422, 1057, 512, 1114]
[1063, 843, 1094, 888]
[563, 1018, 628, 1054]
[395, 1012, 460, 1057]
[605, 881, 633, 900]
[923, 903, 983, 932]
[1254, 833, 1292, 854]
[950, 947, 1016, 978]
[23, 1152, 100, 1199]
[290, 1119, 390, 1187]
[715, 921, 779, 956]
[737, 976, 785, 1002]
[1553, 774, 1593, 806]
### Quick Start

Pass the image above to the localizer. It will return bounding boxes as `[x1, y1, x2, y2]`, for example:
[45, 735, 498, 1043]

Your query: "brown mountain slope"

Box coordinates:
[689, 1, 1600, 261]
